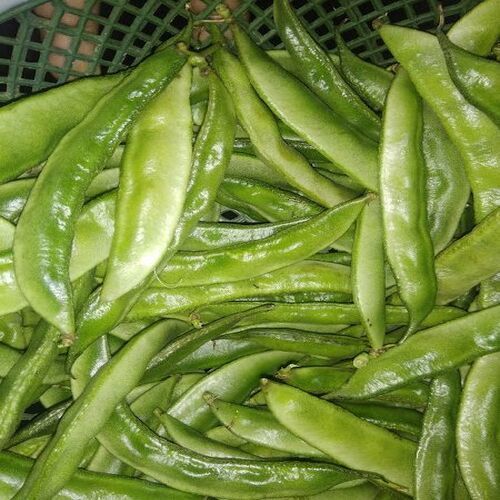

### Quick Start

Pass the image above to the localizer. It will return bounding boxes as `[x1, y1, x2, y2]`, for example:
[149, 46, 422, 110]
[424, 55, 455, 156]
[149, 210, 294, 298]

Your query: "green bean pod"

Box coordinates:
[212, 46, 355, 206]
[101, 402, 365, 499]
[457, 352, 500, 499]
[0, 450, 197, 499]
[68, 70, 236, 365]
[378, 25, 500, 222]
[352, 198, 386, 349]
[336, 33, 393, 112]
[447, 0, 500, 57]
[263, 380, 416, 493]
[187, 301, 464, 333]
[158, 195, 366, 287]
[0, 74, 124, 183]
[422, 106, 470, 254]
[415, 371, 461, 500]
[15, 319, 182, 499]
[130, 261, 352, 321]
[161, 338, 265, 374]
[334, 304, 500, 399]
[7, 400, 70, 448]
[181, 219, 305, 251]
[0, 271, 94, 449]
[166, 350, 301, 431]
[273, 0, 380, 140]
[380, 69, 436, 333]
[13, 40, 188, 334]
[230, 24, 379, 192]
[205, 394, 328, 459]
[435, 206, 500, 304]
[336, 401, 422, 439]
[440, 33, 500, 126]
[228, 328, 366, 361]
[278, 365, 353, 394]
[0, 312, 26, 349]
[218, 175, 322, 218]
[143, 304, 274, 383]
[101, 64, 193, 301]
[154, 410, 255, 459]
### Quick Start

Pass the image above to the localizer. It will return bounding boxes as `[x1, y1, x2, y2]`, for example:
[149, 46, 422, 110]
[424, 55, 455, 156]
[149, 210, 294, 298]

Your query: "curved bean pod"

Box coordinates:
[0, 450, 197, 499]
[15, 320, 182, 499]
[205, 394, 328, 459]
[14, 41, 188, 334]
[212, 46, 355, 206]
[0, 73, 124, 183]
[336, 33, 393, 112]
[154, 410, 255, 459]
[273, 0, 380, 140]
[334, 304, 500, 399]
[231, 24, 379, 191]
[158, 196, 366, 287]
[379, 25, 500, 222]
[101, 64, 193, 301]
[380, 69, 436, 334]
[263, 380, 416, 492]
[457, 352, 500, 499]
[415, 371, 461, 500]
[436, 206, 500, 304]
[439, 32, 500, 126]
[131, 261, 352, 321]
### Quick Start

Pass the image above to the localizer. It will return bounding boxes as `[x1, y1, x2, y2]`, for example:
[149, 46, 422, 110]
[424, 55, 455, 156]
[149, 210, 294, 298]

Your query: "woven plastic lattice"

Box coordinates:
[0, 0, 480, 102]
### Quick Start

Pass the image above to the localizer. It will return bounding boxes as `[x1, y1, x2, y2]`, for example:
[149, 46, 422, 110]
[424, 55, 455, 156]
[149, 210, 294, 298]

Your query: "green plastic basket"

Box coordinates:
[0, 0, 480, 102]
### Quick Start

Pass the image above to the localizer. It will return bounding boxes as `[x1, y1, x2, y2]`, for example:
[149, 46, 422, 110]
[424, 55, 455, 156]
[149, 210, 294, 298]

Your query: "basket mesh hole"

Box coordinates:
[314, 24, 328, 37]
[25, 48, 40, 63]
[324, 38, 335, 50]
[117, 11, 135, 28]
[358, 2, 375, 16]
[258, 24, 270, 36]
[303, 9, 319, 23]
[0, 83, 7, 93]
[268, 34, 281, 45]
[0, 64, 9, 77]
[413, 1, 431, 15]
[133, 38, 145, 49]
[0, 43, 13, 60]
[153, 4, 169, 19]
[110, 29, 126, 41]
[141, 21, 156, 36]
[171, 14, 186, 30]
[101, 47, 116, 64]
[122, 53, 136, 66]
[129, 0, 148, 8]
[21, 67, 35, 79]
[221, 210, 240, 221]
[254, 0, 272, 9]
[19, 84, 32, 94]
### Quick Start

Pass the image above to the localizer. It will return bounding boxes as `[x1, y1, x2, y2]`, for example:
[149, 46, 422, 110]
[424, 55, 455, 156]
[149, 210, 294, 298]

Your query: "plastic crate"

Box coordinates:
[0, 0, 480, 102]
